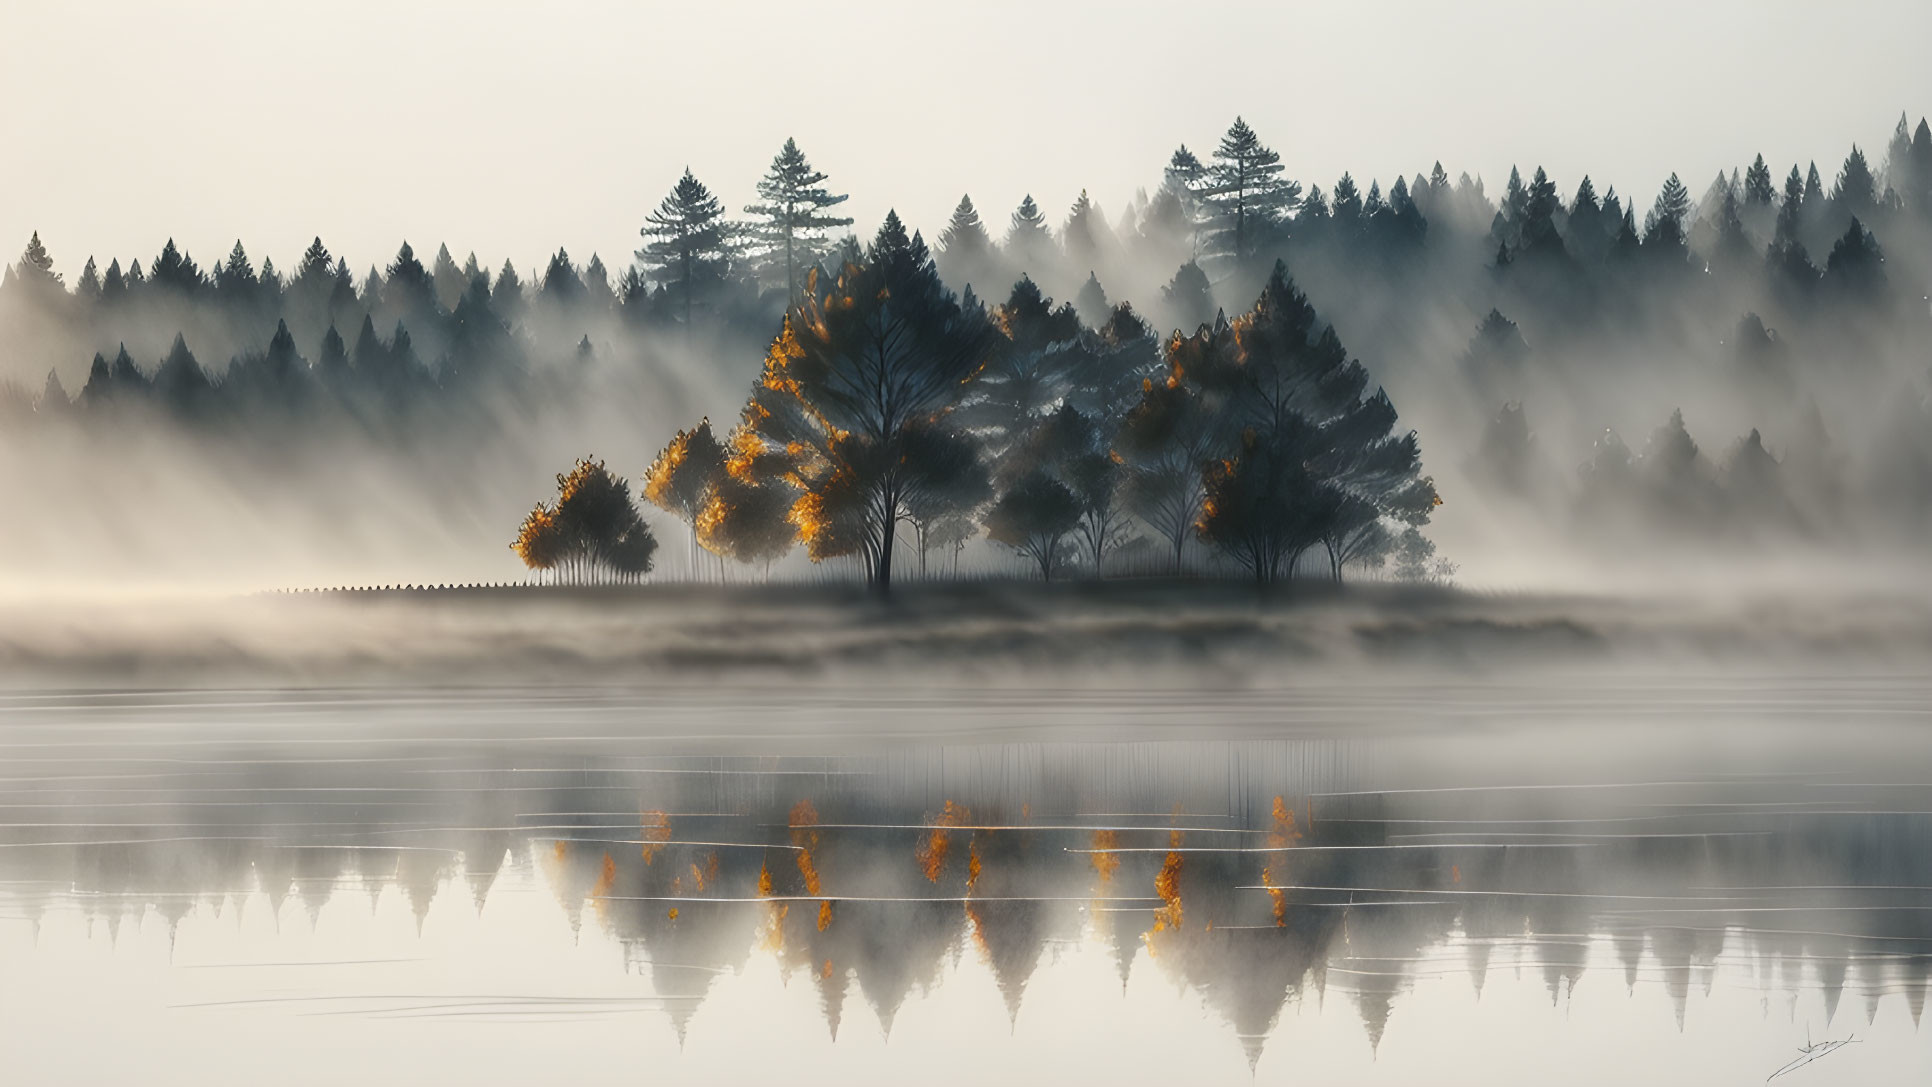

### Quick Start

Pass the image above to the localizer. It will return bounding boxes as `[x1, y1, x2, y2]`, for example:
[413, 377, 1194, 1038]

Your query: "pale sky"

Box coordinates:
[2, 0, 1928, 283]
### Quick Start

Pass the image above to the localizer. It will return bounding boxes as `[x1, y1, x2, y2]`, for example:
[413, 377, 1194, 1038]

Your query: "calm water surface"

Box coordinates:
[2, 680, 1929, 1084]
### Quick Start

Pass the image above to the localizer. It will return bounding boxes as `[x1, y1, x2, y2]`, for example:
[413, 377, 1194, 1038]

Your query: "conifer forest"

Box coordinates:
[7, 116, 1930, 591]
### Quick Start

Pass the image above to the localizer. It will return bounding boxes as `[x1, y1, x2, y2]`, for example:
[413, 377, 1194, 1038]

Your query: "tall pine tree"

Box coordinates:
[639, 168, 735, 327]
[743, 138, 852, 302]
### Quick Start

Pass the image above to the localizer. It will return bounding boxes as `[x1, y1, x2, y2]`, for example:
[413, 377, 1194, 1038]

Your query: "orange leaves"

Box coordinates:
[1090, 829, 1120, 885]
[509, 502, 560, 570]
[1150, 850, 1184, 933]
[915, 801, 971, 883]
[816, 900, 833, 932]
[788, 801, 823, 897]
[1260, 866, 1288, 928]
[640, 809, 671, 865]
[1261, 796, 1301, 928]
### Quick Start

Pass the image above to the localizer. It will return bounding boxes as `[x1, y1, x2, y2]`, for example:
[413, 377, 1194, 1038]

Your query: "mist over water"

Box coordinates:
[2, 683, 1931, 1083]
[1, 9, 1929, 1081]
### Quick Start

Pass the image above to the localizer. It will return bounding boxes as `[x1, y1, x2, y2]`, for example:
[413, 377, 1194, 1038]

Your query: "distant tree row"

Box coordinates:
[7, 114, 1932, 583]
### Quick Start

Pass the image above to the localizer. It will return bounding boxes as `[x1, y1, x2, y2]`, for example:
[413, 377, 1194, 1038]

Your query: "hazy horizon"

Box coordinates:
[4, 0, 1929, 277]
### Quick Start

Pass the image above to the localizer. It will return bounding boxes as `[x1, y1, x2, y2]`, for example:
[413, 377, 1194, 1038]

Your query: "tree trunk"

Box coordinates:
[876, 509, 896, 595]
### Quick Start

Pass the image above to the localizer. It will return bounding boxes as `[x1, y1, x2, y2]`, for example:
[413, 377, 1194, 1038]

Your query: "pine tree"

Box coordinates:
[1744, 154, 1776, 206]
[542, 248, 584, 302]
[101, 259, 126, 305]
[939, 195, 993, 262]
[1062, 189, 1115, 274]
[485, 260, 523, 325]
[218, 240, 257, 300]
[1774, 165, 1805, 247]
[329, 257, 357, 316]
[1163, 145, 1211, 255]
[937, 194, 998, 291]
[15, 232, 60, 287]
[153, 332, 211, 411]
[1567, 177, 1602, 258]
[1202, 117, 1300, 267]
[1073, 272, 1110, 328]
[639, 167, 735, 327]
[432, 243, 467, 310]
[38, 370, 68, 414]
[1161, 260, 1216, 333]
[1824, 217, 1885, 298]
[742, 138, 852, 302]
[1519, 166, 1564, 258]
[259, 257, 283, 305]
[296, 237, 333, 286]
[1832, 145, 1876, 214]
[1502, 166, 1528, 225]
[1004, 194, 1055, 275]
[261, 319, 307, 383]
[584, 254, 615, 310]
[385, 241, 435, 316]
[1643, 173, 1693, 260]
[1331, 173, 1364, 231]
[352, 314, 386, 374]
[316, 324, 350, 380]
[75, 257, 102, 303]
[1711, 189, 1753, 274]
[150, 240, 201, 293]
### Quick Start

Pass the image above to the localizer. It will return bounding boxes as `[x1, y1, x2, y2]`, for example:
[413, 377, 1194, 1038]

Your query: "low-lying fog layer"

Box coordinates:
[0, 582, 1928, 690]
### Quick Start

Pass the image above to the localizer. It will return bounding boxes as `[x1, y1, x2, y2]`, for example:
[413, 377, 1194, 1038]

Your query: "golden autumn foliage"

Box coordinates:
[915, 800, 971, 883]
[788, 799, 823, 895]
[640, 809, 671, 865]
[509, 456, 656, 583]
[1090, 829, 1120, 884]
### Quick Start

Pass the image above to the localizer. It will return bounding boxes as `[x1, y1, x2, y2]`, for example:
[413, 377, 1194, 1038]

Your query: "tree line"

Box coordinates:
[6, 114, 1931, 582]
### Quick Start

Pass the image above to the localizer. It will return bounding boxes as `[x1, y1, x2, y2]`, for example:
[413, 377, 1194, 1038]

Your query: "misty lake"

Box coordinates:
[2, 679, 1929, 1085]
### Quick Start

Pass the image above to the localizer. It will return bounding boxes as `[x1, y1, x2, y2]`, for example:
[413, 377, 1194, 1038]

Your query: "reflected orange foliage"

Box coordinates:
[1151, 850, 1184, 932]
[915, 800, 971, 883]
[640, 809, 672, 865]
[590, 851, 617, 924]
[796, 850, 821, 896]
[1090, 829, 1120, 884]
[1260, 866, 1287, 928]
[817, 900, 833, 932]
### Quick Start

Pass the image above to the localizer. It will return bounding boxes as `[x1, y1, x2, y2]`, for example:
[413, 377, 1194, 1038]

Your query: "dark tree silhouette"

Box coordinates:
[985, 469, 1080, 580]
[512, 457, 657, 584]
[740, 213, 998, 592]
[640, 168, 735, 328]
[744, 138, 852, 302]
